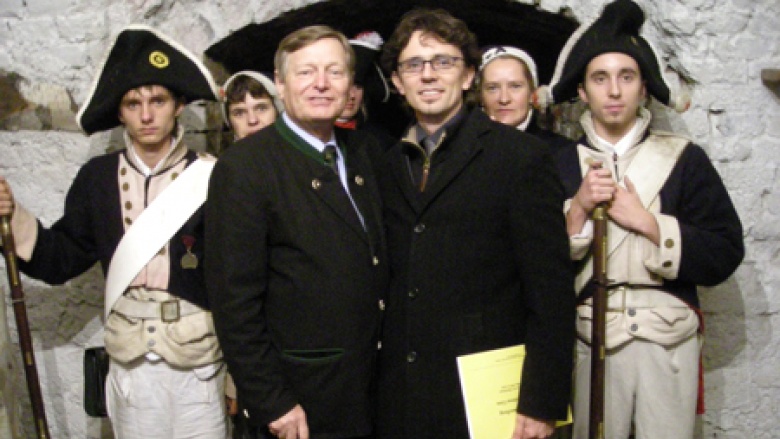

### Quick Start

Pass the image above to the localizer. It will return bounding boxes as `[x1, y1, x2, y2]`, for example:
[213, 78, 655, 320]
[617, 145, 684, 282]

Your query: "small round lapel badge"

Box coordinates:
[149, 51, 170, 69]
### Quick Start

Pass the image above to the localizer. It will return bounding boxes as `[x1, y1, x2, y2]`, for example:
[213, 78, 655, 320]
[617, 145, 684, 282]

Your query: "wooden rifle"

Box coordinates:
[588, 202, 608, 439]
[1, 216, 51, 438]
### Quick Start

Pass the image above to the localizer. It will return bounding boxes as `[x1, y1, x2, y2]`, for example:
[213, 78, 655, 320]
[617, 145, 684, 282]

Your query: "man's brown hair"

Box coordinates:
[274, 25, 355, 81]
[381, 8, 481, 74]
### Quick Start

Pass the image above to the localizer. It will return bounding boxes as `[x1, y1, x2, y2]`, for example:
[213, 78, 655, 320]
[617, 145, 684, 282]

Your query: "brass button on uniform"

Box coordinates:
[124, 217, 133, 225]
[378, 299, 385, 311]
[372, 256, 380, 266]
[125, 201, 132, 210]
[171, 172, 179, 180]
[120, 167, 127, 176]
[630, 323, 638, 332]
[355, 175, 364, 186]
[662, 260, 672, 268]
[414, 223, 426, 233]
[664, 239, 675, 248]
[312, 179, 321, 190]
[122, 182, 129, 191]
[406, 351, 417, 363]
[147, 339, 156, 348]
[147, 326, 156, 333]
[627, 308, 636, 317]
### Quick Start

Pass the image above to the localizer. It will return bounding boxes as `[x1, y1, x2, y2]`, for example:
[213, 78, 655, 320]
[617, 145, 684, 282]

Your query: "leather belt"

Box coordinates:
[112, 295, 203, 322]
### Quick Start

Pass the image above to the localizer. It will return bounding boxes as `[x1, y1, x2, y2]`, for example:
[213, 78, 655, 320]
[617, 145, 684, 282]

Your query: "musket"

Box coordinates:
[0, 216, 51, 438]
[588, 203, 608, 439]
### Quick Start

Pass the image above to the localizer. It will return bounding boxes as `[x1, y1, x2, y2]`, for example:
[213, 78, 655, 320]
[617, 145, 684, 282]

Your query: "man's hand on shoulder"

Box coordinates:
[268, 404, 309, 439]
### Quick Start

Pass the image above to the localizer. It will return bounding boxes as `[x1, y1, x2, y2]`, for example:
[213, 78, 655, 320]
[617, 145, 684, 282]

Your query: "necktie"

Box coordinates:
[323, 144, 339, 176]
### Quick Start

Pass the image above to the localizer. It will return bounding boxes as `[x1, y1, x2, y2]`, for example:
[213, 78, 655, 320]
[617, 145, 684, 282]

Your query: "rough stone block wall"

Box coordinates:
[0, 0, 777, 437]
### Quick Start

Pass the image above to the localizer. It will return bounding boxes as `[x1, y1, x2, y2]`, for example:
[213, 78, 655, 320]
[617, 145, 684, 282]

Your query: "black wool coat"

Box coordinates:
[205, 119, 388, 438]
[374, 108, 576, 438]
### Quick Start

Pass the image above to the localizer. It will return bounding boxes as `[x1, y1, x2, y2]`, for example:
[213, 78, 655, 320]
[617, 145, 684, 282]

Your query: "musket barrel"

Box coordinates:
[589, 205, 608, 439]
[1, 216, 51, 438]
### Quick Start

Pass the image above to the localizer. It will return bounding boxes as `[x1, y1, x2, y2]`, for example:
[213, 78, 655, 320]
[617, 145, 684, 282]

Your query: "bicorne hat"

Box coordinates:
[534, 0, 689, 113]
[76, 24, 219, 135]
[350, 31, 390, 103]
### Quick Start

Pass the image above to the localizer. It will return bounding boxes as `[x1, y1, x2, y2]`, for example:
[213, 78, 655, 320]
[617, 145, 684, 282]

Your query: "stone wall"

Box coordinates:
[0, 0, 777, 437]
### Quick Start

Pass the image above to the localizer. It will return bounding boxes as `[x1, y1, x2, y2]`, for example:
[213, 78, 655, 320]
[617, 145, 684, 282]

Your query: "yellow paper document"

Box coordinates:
[457, 345, 571, 439]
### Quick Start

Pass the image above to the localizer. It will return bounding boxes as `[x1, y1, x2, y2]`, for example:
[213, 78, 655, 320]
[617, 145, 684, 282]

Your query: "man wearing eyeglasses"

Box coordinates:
[374, 8, 575, 439]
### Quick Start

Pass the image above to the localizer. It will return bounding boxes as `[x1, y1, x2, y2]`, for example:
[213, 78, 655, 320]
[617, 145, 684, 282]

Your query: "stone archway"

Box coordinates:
[204, 0, 578, 137]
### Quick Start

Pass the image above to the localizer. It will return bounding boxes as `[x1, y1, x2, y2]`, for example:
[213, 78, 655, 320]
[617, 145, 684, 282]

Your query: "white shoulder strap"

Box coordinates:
[103, 158, 215, 319]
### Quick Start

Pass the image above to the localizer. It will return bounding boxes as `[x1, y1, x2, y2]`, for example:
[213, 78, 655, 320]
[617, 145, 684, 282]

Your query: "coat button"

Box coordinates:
[377, 341, 382, 350]
[311, 179, 321, 190]
[627, 308, 636, 317]
[662, 260, 672, 268]
[355, 175, 364, 186]
[664, 238, 675, 248]
[147, 339, 156, 348]
[147, 326, 156, 333]
[372, 256, 380, 266]
[414, 223, 426, 233]
[120, 167, 127, 176]
[630, 323, 638, 332]
[172, 172, 179, 180]
[408, 288, 418, 299]
[406, 351, 417, 363]
[378, 299, 385, 311]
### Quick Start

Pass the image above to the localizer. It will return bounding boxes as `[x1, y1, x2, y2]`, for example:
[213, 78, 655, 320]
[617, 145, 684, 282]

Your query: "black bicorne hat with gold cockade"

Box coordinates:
[534, 0, 689, 113]
[76, 24, 219, 135]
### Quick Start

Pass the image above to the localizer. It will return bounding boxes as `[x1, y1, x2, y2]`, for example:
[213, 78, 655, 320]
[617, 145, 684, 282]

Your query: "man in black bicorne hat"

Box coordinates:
[537, 1, 744, 437]
[0, 25, 226, 438]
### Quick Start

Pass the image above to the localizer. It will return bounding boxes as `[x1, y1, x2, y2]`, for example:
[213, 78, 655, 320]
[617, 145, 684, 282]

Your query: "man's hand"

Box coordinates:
[573, 161, 616, 212]
[268, 404, 309, 439]
[567, 161, 615, 235]
[607, 175, 660, 245]
[512, 413, 555, 439]
[0, 176, 14, 217]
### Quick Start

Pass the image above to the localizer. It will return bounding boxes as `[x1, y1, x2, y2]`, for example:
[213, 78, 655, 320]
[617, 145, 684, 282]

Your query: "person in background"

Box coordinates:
[206, 25, 387, 439]
[536, 0, 744, 437]
[336, 31, 396, 151]
[478, 45, 571, 152]
[0, 25, 225, 438]
[222, 70, 284, 141]
[221, 71, 283, 439]
[375, 8, 575, 439]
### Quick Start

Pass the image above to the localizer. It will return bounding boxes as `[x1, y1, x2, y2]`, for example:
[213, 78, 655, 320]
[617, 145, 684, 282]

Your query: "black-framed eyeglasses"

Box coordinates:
[397, 55, 464, 74]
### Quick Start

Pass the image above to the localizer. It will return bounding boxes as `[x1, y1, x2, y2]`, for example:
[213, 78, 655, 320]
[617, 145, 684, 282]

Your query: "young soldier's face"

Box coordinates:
[339, 84, 364, 121]
[276, 37, 351, 135]
[391, 31, 475, 132]
[118, 85, 183, 151]
[578, 52, 646, 142]
[229, 93, 277, 140]
[480, 57, 534, 128]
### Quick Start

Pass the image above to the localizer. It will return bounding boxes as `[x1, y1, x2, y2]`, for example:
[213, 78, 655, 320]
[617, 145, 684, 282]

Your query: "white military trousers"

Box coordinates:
[573, 335, 700, 439]
[106, 356, 227, 439]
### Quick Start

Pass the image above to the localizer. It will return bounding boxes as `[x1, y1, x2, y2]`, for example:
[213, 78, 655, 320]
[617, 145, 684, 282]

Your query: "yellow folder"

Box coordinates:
[457, 344, 571, 439]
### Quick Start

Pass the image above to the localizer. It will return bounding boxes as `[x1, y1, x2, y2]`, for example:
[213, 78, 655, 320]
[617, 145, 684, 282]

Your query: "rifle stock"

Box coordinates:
[589, 204, 608, 439]
[0, 216, 51, 438]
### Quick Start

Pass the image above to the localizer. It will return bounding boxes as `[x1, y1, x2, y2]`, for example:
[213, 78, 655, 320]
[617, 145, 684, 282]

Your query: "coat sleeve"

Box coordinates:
[665, 144, 744, 287]
[16, 162, 101, 284]
[205, 149, 298, 427]
[509, 142, 576, 420]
